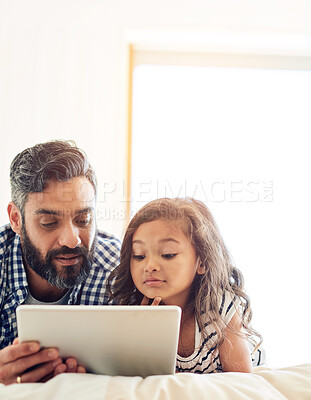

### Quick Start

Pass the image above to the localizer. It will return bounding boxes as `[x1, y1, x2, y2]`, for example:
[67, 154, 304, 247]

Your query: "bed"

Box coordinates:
[0, 363, 310, 399]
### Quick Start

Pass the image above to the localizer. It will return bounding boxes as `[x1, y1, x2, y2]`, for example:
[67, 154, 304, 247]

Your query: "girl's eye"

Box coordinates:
[162, 253, 177, 259]
[132, 254, 146, 261]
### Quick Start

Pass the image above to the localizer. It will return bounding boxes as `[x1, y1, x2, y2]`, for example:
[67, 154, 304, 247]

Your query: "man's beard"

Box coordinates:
[20, 225, 97, 289]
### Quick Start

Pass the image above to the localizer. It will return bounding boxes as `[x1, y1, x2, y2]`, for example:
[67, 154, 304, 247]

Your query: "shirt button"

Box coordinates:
[17, 290, 23, 296]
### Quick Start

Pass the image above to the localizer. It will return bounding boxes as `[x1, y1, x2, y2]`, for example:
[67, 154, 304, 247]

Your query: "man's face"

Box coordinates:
[19, 177, 97, 289]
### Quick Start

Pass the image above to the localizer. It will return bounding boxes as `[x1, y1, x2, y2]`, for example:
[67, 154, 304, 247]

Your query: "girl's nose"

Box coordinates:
[145, 258, 160, 272]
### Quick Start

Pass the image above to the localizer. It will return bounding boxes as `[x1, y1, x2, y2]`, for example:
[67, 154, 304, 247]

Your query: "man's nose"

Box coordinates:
[58, 224, 81, 248]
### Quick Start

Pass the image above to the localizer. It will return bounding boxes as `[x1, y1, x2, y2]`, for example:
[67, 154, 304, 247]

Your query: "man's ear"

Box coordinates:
[196, 258, 205, 275]
[7, 202, 22, 235]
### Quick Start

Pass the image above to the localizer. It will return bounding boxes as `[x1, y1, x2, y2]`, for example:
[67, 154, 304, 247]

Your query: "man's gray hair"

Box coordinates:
[10, 140, 97, 214]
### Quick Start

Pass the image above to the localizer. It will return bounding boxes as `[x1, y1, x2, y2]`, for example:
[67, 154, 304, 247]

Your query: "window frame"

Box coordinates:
[125, 34, 311, 224]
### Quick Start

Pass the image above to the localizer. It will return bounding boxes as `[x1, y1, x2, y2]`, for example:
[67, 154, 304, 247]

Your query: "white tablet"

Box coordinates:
[16, 305, 181, 377]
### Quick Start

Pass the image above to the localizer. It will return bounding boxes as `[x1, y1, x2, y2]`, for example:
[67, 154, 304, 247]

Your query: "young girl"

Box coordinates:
[108, 198, 263, 374]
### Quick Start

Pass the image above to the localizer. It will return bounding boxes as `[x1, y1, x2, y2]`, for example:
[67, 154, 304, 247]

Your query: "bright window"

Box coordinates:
[131, 61, 311, 368]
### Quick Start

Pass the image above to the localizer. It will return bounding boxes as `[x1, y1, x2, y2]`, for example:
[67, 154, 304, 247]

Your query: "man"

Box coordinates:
[0, 140, 120, 385]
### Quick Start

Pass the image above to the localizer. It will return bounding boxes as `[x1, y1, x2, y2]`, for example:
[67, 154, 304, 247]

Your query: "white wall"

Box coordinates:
[1, 0, 311, 238]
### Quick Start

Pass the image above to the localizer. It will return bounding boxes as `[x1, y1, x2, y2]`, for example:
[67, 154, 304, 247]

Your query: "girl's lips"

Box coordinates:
[54, 255, 82, 266]
[144, 278, 165, 286]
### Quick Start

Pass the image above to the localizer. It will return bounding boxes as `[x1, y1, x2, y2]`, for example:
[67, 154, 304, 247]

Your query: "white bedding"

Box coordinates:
[0, 364, 310, 400]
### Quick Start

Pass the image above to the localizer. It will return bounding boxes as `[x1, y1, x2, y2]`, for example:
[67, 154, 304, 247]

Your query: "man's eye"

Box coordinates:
[76, 218, 91, 226]
[41, 221, 57, 228]
[75, 213, 92, 226]
[132, 255, 146, 260]
[162, 253, 177, 259]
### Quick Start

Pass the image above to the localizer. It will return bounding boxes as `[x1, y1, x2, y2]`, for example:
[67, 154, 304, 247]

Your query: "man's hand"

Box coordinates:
[54, 357, 86, 376]
[0, 339, 62, 385]
[140, 296, 162, 306]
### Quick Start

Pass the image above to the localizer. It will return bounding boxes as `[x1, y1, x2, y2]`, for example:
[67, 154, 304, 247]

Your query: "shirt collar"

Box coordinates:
[8, 233, 28, 293]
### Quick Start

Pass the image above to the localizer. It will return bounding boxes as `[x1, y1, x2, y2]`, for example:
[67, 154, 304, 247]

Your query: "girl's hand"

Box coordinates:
[140, 296, 162, 306]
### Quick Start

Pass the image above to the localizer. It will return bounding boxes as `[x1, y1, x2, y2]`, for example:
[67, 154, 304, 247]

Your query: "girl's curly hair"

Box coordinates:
[108, 197, 262, 353]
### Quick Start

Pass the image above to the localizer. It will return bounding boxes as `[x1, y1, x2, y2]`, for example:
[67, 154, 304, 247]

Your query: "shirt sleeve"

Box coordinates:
[218, 290, 241, 325]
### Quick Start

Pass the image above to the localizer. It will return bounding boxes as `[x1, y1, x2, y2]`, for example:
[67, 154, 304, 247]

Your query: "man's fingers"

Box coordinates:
[54, 363, 67, 376]
[39, 371, 55, 383]
[21, 358, 63, 383]
[7, 348, 59, 379]
[77, 365, 86, 374]
[0, 353, 62, 385]
[54, 359, 86, 375]
[0, 342, 40, 365]
[64, 358, 86, 374]
[65, 358, 77, 372]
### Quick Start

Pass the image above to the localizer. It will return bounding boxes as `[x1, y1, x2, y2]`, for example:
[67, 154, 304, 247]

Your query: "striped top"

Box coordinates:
[176, 291, 239, 373]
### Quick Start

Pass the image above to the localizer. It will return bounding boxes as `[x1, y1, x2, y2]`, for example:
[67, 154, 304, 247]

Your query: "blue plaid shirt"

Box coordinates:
[0, 224, 120, 349]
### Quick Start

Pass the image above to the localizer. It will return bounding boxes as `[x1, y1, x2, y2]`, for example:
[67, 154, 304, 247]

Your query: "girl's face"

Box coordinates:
[130, 219, 205, 308]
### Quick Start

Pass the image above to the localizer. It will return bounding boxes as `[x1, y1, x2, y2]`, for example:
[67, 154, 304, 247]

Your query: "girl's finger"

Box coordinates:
[141, 296, 162, 306]
[151, 297, 161, 306]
